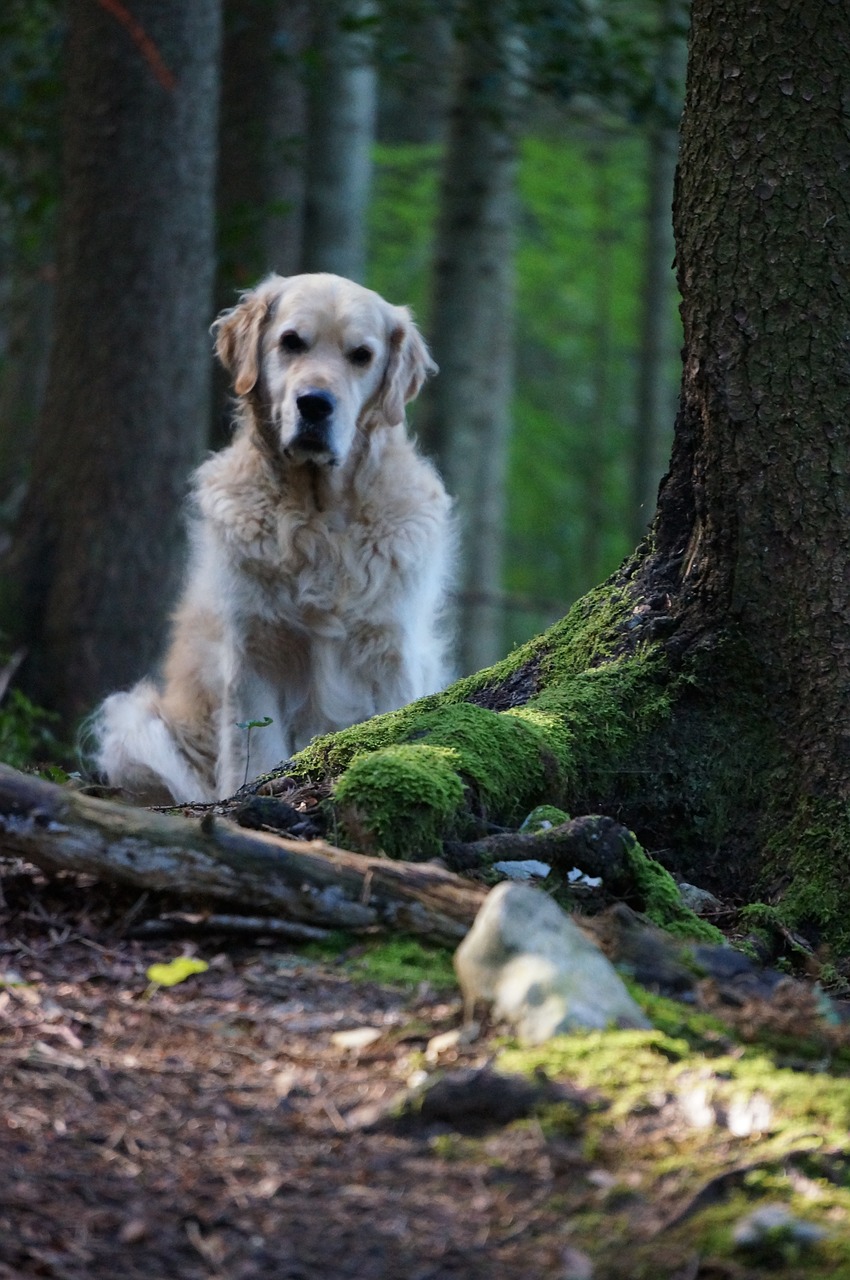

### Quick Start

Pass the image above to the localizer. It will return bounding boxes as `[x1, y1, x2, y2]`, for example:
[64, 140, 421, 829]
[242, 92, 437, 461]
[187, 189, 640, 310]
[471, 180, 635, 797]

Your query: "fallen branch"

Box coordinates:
[0, 765, 485, 945]
[445, 815, 636, 889]
[129, 913, 335, 942]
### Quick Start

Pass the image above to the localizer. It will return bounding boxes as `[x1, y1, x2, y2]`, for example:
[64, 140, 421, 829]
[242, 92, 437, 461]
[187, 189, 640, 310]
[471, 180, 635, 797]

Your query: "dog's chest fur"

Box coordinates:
[192, 430, 445, 644]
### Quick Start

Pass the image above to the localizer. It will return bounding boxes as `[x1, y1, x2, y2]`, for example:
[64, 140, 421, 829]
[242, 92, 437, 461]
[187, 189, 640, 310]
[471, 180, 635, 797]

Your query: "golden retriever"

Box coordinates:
[92, 273, 453, 803]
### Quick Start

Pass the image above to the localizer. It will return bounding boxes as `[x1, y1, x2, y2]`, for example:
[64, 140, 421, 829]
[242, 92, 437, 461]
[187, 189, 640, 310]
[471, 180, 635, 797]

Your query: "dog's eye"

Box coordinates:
[349, 346, 373, 367]
[281, 331, 308, 354]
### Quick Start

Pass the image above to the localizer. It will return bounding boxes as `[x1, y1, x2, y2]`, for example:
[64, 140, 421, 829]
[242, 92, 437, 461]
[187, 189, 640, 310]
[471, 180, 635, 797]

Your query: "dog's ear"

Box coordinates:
[212, 283, 276, 396]
[379, 309, 438, 426]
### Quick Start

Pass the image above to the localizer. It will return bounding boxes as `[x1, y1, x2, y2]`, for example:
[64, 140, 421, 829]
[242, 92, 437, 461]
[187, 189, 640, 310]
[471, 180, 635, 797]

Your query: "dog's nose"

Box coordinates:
[296, 390, 335, 423]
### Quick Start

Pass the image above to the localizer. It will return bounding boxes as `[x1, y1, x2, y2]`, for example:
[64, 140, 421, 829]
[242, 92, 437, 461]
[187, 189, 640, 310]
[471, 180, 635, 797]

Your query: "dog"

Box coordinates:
[92, 273, 453, 803]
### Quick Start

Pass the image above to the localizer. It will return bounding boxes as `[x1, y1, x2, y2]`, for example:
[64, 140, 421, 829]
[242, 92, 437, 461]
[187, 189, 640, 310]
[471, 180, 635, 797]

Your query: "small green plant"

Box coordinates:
[236, 716, 273, 787]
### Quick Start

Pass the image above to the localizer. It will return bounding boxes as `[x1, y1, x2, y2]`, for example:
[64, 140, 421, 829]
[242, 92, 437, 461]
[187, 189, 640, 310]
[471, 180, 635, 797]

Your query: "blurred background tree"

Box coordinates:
[0, 0, 686, 733]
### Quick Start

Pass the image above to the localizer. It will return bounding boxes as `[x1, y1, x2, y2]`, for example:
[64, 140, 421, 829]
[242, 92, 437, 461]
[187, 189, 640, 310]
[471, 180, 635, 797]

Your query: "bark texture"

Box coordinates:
[0, 765, 484, 945]
[300, 0, 376, 282]
[4, 0, 221, 724]
[653, 0, 850, 794]
[217, 0, 307, 288]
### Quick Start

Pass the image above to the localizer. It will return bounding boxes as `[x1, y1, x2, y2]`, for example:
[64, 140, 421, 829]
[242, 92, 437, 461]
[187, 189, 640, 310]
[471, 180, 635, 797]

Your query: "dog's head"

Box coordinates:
[213, 274, 437, 468]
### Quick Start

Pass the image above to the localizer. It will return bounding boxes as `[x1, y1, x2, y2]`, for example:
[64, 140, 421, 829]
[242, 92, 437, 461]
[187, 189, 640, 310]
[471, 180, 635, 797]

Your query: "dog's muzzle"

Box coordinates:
[288, 389, 338, 464]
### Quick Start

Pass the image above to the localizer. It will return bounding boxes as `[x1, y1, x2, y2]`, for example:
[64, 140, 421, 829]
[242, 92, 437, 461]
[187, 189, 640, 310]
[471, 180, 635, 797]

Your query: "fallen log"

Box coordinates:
[0, 765, 485, 945]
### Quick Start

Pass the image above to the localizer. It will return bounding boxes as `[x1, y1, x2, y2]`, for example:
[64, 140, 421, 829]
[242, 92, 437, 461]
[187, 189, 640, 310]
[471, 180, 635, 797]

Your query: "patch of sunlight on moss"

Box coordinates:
[280, 568, 680, 864]
[500, 1028, 850, 1141]
[344, 935, 457, 989]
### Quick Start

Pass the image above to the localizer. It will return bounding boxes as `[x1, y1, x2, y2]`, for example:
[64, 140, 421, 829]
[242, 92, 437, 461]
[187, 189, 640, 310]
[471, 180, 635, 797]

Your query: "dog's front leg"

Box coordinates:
[217, 661, 290, 797]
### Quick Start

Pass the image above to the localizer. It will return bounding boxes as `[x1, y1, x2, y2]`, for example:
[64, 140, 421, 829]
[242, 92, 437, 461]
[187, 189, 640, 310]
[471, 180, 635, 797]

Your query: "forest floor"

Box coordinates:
[3, 852, 850, 1280]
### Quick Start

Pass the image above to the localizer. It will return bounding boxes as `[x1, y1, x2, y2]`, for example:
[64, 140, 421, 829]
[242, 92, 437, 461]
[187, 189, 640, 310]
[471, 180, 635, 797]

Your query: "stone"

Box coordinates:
[454, 882, 652, 1044]
[493, 859, 551, 880]
[677, 881, 723, 915]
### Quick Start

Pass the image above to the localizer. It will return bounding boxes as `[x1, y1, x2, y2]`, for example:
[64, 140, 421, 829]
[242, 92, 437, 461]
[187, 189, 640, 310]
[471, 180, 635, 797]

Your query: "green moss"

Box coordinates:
[287, 572, 674, 862]
[343, 935, 457, 988]
[519, 804, 571, 831]
[764, 799, 850, 954]
[334, 742, 465, 859]
[331, 704, 560, 856]
[622, 833, 725, 943]
[501, 1028, 850, 1137]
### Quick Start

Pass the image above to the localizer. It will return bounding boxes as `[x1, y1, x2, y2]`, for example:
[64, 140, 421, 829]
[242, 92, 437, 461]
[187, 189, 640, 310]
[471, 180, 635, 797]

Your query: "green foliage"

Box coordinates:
[0, 687, 60, 769]
[369, 125, 681, 654]
[0, 0, 62, 263]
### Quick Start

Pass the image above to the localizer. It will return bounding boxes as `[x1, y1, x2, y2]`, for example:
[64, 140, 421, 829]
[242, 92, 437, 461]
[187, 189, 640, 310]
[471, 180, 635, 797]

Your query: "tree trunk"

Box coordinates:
[274, 0, 850, 953]
[0, 265, 53, 522]
[300, 0, 376, 283]
[377, 10, 454, 146]
[420, 0, 521, 674]
[214, 0, 307, 444]
[2, 1, 221, 726]
[217, 0, 307, 291]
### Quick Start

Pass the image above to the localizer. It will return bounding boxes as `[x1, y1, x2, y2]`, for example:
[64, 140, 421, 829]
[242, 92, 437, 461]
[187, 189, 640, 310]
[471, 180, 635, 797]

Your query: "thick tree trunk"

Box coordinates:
[0, 265, 53, 519]
[300, 0, 376, 283]
[2, 1, 221, 726]
[377, 11, 453, 146]
[271, 0, 850, 952]
[652, 0, 850, 793]
[420, 0, 521, 674]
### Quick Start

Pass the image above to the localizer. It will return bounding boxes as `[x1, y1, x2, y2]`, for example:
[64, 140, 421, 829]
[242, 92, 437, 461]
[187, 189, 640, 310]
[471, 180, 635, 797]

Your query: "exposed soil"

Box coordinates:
[0, 861, 597, 1280]
[4, 855, 850, 1280]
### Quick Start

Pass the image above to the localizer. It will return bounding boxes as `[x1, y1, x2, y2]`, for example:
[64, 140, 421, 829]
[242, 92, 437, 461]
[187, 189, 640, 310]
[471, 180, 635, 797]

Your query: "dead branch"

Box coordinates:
[0, 765, 485, 945]
[444, 814, 636, 891]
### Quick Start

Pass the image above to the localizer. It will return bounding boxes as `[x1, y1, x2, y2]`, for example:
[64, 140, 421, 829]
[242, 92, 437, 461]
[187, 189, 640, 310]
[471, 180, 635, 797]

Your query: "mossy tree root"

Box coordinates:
[286, 580, 674, 862]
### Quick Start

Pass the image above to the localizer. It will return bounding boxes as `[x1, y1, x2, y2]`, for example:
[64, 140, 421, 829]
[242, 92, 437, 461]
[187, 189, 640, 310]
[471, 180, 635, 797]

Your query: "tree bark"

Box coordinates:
[300, 0, 376, 283]
[419, 0, 522, 674]
[2, 0, 221, 726]
[377, 10, 454, 146]
[217, 0, 307, 292]
[652, 0, 850, 794]
[213, 0, 308, 445]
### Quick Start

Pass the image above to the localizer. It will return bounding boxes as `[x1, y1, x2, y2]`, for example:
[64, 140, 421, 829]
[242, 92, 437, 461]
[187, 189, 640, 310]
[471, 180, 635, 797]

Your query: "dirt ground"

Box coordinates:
[0, 859, 608, 1280]
[5, 854, 850, 1280]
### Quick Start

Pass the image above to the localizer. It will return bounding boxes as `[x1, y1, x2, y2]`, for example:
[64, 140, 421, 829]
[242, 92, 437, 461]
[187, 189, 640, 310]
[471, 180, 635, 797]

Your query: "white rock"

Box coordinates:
[677, 881, 723, 915]
[493, 859, 551, 880]
[454, 882, 652, 1044]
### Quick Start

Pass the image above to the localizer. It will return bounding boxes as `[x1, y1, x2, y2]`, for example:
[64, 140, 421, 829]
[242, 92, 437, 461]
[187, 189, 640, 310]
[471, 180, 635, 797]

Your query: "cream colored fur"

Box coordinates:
[93, 273, 452, 803]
